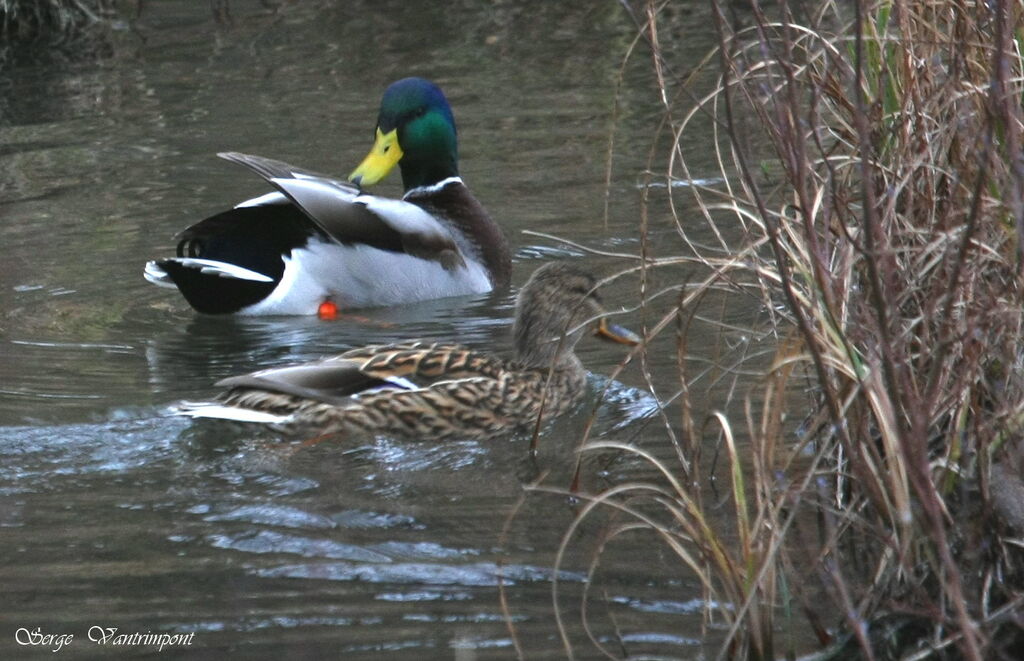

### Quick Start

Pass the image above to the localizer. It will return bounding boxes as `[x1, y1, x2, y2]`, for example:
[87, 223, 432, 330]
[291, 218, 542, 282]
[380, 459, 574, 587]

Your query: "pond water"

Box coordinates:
[0, 2, 754, 658]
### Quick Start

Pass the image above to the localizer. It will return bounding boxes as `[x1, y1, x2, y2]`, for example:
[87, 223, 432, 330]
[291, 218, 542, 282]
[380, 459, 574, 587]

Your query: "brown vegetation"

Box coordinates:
[532, 1, 1024, 658]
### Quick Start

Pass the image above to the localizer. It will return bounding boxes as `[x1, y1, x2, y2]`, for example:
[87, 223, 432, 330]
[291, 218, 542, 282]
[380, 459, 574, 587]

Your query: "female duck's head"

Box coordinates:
[349, 77, 458, 191]
[512, 263, 640, 368]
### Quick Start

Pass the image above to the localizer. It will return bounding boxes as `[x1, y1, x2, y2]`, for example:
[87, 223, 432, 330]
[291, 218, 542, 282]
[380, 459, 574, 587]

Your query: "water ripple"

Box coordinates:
[208, 530, 393, 563]
[256, 560, 587, 586]
[204, 504, 337, 529]
[0, 414, 187, 486]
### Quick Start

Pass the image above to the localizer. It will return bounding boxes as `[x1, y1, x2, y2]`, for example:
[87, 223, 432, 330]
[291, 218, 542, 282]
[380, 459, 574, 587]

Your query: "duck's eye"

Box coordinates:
[383, 145, 390, 153]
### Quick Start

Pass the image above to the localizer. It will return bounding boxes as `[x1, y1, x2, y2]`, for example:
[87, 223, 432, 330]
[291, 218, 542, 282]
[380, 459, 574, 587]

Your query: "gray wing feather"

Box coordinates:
[219, 152, 463, 269]
[216, 360, 386, 405]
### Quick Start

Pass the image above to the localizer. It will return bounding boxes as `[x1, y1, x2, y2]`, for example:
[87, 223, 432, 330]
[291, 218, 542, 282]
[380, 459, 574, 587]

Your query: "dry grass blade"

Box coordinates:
[519, 0, 1024, 658]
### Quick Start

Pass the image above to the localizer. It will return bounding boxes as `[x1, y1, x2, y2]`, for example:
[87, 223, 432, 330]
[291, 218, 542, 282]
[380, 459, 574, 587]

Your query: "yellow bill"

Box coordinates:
[349, 127, 403, 187]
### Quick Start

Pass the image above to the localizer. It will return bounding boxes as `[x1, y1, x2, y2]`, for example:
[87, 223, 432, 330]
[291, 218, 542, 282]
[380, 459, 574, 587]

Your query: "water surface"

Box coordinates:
[0, 2, 740, 658]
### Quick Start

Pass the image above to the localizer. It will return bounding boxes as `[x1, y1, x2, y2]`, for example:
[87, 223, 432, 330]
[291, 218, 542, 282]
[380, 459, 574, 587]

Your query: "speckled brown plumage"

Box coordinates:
[183, 263, 638, 441]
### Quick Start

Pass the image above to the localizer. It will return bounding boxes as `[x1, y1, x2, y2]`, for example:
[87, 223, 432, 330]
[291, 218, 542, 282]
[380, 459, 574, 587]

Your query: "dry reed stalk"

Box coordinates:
[532, 0, 1024, 658]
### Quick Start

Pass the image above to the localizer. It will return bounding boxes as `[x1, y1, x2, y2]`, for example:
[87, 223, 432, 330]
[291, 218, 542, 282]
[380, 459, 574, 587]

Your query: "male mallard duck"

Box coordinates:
[144, 77, 511, 315]
[178, 263, 640, 440]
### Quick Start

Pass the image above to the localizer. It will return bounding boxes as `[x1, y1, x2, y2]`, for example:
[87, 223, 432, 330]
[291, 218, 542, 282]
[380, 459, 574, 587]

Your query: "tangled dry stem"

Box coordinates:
[530, 1, 1024, 659]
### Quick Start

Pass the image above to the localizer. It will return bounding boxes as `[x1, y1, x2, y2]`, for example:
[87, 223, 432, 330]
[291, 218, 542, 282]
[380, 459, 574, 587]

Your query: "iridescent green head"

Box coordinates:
[349, 77, 459, 191]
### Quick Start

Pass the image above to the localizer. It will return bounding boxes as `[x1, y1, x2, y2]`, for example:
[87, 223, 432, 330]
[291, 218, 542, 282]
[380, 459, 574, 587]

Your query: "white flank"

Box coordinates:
[175, 401, 293, 424]
[240, 240, 491, 315]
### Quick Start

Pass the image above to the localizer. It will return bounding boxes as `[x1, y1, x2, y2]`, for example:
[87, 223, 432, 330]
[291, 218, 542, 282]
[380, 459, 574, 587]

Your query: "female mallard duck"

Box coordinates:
[178, 263, 640, 440]
[144, 77, 511, 315]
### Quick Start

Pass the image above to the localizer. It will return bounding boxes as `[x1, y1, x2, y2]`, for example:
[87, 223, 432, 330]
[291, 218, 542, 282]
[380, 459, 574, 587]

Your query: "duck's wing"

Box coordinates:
[208, 342, 506, 405]
[219, 152, 466, 270]
[337, 342, 510, 382]
[212, 358, 411, 406]
[218, 151, 341, 185]
[342, 375, 515, 440]
[176, 358, 401, 424]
